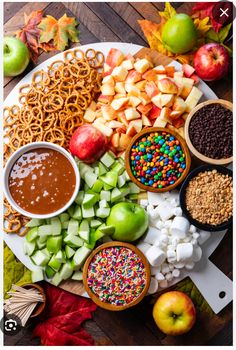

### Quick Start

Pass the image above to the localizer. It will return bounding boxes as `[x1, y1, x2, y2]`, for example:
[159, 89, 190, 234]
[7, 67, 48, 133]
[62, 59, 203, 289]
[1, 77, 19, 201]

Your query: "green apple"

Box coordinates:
[162, 14, 197, 54]
[4, 36, 30, 76]
[153, 291, 196, 336]
[106, 202, 148, 242]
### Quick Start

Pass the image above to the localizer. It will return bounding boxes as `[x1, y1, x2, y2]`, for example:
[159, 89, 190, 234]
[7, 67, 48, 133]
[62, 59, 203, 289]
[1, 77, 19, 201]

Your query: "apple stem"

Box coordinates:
[4, 44, 10, 54]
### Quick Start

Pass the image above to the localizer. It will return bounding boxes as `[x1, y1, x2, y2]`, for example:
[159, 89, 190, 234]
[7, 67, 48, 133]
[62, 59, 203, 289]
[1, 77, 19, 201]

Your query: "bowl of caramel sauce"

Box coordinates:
[3, 142, 80, 218]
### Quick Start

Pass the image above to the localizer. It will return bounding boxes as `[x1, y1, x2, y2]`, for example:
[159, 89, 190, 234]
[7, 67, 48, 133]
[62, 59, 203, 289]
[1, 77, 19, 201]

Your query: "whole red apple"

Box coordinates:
[194, 43, 230, 81]
[69, 124, 107, 164]
[153, 291, 196, 336]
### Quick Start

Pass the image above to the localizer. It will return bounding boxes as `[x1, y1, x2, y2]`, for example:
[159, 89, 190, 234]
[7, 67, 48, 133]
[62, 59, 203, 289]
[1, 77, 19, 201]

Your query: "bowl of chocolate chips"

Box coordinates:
[185, 99, 233, 165]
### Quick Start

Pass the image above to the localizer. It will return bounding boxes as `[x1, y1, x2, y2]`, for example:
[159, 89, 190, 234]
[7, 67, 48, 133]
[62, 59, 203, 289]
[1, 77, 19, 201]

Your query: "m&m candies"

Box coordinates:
[129, 131, 186, 189]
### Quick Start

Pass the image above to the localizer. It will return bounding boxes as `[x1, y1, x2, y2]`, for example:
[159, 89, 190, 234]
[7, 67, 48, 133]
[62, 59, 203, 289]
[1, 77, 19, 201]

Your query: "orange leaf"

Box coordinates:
[38, 14, 80, 51]
[16, 10, 55, 63]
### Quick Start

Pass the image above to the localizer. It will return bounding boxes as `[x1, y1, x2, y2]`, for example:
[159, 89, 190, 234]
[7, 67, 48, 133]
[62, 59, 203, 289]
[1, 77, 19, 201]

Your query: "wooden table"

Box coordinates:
[4, 2, 232, 346]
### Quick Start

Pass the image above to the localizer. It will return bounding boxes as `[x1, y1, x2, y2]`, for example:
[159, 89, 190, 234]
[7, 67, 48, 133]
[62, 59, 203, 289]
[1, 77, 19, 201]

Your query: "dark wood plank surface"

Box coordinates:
[3, 2, 232, 346]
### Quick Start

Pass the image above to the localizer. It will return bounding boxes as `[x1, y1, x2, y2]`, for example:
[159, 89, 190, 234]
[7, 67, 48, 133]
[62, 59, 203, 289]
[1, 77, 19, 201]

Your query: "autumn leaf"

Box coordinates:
[38, 14, 80, 51]
[159, 2, 177, 21]
[194, 17, 212, 37]
[192, 2, 222, 32]
[16, 10, 55, 63]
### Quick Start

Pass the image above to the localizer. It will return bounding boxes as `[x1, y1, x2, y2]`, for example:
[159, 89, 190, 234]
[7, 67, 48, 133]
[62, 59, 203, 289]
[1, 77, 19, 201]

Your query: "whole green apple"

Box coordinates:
[4, 37, 30, 77]
[162, 14, 197, 54]
[106, 202, 148, 242]
[153, 291, 196, 335]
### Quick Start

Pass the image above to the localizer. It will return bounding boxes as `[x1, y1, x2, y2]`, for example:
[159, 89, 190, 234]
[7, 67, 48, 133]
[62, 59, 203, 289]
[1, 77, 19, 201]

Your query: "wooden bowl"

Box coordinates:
[185, 99, 233, 165]
[125, 127, 191, 193]
[83, 241, 151, 311]
[21, 283, 46, 317]
[179, 164, 233, 231]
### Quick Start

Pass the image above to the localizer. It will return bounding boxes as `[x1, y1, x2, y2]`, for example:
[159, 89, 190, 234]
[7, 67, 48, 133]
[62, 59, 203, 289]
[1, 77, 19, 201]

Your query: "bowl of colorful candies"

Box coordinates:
[125, 127, 191, 193]
[83, 242, 151, 311]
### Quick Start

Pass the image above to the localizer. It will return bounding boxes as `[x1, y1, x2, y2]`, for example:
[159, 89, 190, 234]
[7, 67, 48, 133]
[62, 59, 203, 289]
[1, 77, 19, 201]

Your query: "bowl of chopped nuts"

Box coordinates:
[179, 165, 232, 231]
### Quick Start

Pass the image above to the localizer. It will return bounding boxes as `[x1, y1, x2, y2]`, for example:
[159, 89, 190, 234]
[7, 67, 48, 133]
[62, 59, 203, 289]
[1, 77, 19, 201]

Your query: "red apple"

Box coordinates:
[193, 43, 230, 81]
[69, 124, 107, 164]
[153, 291, 196, 336]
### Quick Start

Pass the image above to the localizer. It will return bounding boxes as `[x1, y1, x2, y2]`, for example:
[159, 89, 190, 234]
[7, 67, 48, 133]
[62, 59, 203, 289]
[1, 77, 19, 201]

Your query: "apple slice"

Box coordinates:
[119, 133, 132, 149]
[153, 107, 170, 127]
[185, 86, 203, 112]
[101, 105, 116, 120]
[108, 120, 124, 129]
[161, 94, 175, 107]
[181, 112, 189, 121]
[117, 111, 129, 127]
[165, 66, 175, 78]
[103, 63, 113, 77]
[88, 101, 97, 111]
[111, 97, 129, 110]
[126, 69, 142, 83]
[142, 114, 152, 126]
[129, 96, 141, 108]
[158, 78, 178, 94]
[106, 48, 124, 67]
[129, 119, 142, 133]
[134, 58, 151, 73]
[101, 83, 115, 96]
[121, 59, 134, 70]
[153, 65, 166, 74]
[182, 64, 195, 78]
[172, 97, 187, 114]
[111, 132, 120, 148]
[98, 94, 113, 104]
[113, 93, 127, 99]
[126, 124, 137, 137]
[142, 69, 157, 82]
[102, 75, 115, 86]
[191, 74, 200, 84]
[93, 117, 106, 125]
[145, 81, 159, 98]
[125, 107, 140, 121]
[139, 92, 151, 105]
[125, 84, 140, 96]
[174, 71, 184, 79]
[115, 82, 126, 94]
[151, 93, 162, 108]
[135, 80, 146, 91]
[93, 122, 113, 137]
[169, 111, 182, 120]
[171, 117, 185, 129]
[84, 108, 96, 123]
[112, 66, 128, 81]
[149, 105, 161, 120]
[137, 103, 153, 115]
[179, 83, 193, 99]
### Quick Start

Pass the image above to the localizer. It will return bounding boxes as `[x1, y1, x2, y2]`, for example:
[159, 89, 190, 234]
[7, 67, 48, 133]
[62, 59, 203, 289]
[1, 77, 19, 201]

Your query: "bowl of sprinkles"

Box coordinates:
[83, 242, 151, 311]
[125, 127, 191, 193]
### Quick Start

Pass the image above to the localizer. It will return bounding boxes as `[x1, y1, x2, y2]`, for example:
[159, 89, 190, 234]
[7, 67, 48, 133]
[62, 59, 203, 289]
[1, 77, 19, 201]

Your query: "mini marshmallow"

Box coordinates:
[136, 242, 151, 254]
[170, 217, 190, 238]
[148, 208, 159, 220]
[183, 236, 191, 243]
[174, 262, 185, 269]
[171, 237, 180, 246]
[156, 272, 165, 281]
[147, 192, 164, 206]
[193, 232, 200, 239]
[140, 199, 148, 207]
[173, 207, 182, 216]
[164, 220, 172, 229]
[156, 203, 175, 221]
[159, 279, 168, 288]
[189, 225, 197, 233]
[143, 227, 161, 245]
[172, 269, 180, 278]
[176, 243, 193, 262]
[148, 277, 159, 294]
[153, 239, 161, 248]
[161, 263, 170, 274]
[169, 198, 178, 207]
[167, 244, 176, 251]
[167, 250, 176, 260]
[161, 228, 169, 235]
[167, 190, 179, 202]
[145, 246, 166, 267]
[154, 220, 165, 230]
[198, 230, 211, 245]
[160, 234, 169, 245]
[146, 204, 154, 212]
[192, 245, 202, 262]
[185, 262, 195, 270]
[151, 266, 161, 276]
[191, 238, 198, 246]
[165, 272, 173, 281]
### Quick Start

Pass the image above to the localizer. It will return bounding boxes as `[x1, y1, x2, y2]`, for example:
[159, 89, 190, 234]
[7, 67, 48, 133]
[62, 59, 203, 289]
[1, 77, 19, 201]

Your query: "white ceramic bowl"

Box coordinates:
[3, 142, 80, 219]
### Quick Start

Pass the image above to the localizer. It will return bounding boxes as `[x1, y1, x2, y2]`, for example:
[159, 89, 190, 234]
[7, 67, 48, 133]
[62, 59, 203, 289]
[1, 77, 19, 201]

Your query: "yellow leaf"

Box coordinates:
[159, 2, 176, 21]
[138, 19, 168, 56]
[194, 17, 212, 37]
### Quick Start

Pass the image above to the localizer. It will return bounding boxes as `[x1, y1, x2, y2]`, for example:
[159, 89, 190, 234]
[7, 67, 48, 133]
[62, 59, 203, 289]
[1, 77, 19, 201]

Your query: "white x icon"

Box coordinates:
[220, 7, 229, 17]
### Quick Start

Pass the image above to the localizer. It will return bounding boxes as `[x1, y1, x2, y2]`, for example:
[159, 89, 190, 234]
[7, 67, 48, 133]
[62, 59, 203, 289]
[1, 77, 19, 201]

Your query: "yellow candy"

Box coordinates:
[150, 162, 154, 166]
[160, 161, 164, 166]
[143, 167, 147, 171]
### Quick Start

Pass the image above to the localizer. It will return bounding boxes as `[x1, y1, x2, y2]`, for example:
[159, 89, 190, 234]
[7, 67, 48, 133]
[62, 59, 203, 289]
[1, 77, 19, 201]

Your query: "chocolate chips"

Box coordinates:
[189, 103, 232, 159]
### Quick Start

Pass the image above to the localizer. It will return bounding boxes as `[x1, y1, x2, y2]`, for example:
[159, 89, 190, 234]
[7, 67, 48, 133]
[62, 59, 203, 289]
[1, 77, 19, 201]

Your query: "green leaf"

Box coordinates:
[218, 23, 232, 43]
[159, 2, 176, 21]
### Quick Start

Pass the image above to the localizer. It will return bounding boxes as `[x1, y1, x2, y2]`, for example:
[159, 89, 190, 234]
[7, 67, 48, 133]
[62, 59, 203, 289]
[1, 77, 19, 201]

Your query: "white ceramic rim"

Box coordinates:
[3, 141, 80, 219]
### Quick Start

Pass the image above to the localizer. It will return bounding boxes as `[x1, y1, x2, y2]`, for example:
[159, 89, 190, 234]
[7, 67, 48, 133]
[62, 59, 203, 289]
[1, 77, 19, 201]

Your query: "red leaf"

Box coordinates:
[192, 2, 222, 32]
[32, 283, 97, 346]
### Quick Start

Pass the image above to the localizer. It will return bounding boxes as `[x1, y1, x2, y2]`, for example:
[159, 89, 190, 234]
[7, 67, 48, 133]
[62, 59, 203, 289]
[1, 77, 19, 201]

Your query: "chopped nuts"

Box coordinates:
[185, 170, 232, 226]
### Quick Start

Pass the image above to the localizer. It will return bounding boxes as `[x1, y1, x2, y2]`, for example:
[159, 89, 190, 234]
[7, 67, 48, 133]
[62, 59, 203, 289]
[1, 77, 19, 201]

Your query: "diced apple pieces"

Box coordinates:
[172, 97, 187, 114]
[142, 69, 157, 82]
[134, 58, 151, 73]
[158, 78, 178, 94]
[106, 48, 125, 67]
[93, 122, 113, 137]
[121, 59, 134, 70]
[126, 70, 142, 83]
[129, 96, 141, 108]
[112, 66, 128, 81]
[111, 97, 129, 110]
[98, 94, 113, 104]
[185, 87, 203, 112]
[139, 92, 151, 105]
[152, 93, 174, 108]
[153, 65, 166, 74]
[182, 64, 195, 78]
[108, 120, 124, 129]
[135, 80, 146, 91]
[101, 83, 115, 96]
[129, 119, 142, 133]
[126, 124, 137, 137]
[111, 132, 120, 148]
[142, 114, 152, 126]
[119, 133, 132, 149]
[149, 105, 161, 119]
[115, 82, 126, 94]
[137, 103, 153, 115]
[153, 107, 170, 127]
[125, 84, 140, 96]
[145, 81, 159, 98]
[125, 107, 140, 121]
[101, 105, 116, 120]
[84, 108, 96, 123]
[102, 75, 115, 86]
[169, 111, 182, 120]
